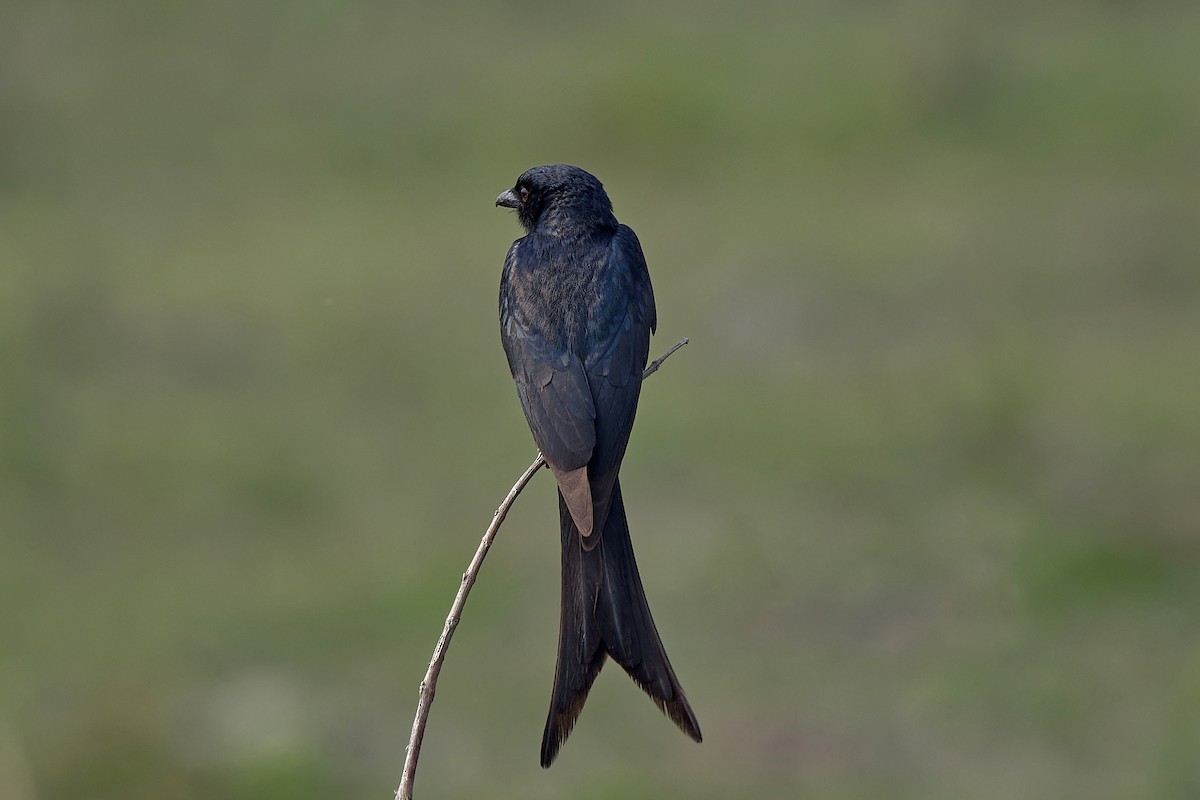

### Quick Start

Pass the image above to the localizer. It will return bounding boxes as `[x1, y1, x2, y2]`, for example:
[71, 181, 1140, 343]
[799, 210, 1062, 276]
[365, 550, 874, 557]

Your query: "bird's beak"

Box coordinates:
[496, 189, 520, 209]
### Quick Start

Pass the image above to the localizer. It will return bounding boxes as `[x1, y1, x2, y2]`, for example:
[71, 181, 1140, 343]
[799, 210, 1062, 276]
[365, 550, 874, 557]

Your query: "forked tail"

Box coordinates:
[541, 480, 701, 767]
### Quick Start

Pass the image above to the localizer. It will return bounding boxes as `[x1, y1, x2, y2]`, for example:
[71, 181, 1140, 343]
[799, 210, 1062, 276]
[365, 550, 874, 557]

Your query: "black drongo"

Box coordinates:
[496, 164, 701, 767]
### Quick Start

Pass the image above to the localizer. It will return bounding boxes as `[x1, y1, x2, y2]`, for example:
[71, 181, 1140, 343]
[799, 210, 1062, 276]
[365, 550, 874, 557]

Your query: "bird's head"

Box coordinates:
[496, 164, 616, 236]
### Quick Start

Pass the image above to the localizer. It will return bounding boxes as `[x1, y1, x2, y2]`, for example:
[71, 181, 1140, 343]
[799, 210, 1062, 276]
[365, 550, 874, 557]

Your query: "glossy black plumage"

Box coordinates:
[496, 165, 701, 767]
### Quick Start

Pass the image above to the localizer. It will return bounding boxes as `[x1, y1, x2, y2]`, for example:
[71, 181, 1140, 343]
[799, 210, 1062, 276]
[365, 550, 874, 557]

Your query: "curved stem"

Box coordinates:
[395, 337, 689, 799]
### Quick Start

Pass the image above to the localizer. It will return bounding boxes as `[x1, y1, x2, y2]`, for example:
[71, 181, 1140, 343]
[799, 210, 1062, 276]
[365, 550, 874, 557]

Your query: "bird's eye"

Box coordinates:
[519, 186, 530, 203]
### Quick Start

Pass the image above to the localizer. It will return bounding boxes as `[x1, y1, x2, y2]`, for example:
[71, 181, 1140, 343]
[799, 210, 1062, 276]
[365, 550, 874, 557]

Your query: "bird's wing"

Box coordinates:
[500, 243, 598, 534]
[582, 225, 657, 534]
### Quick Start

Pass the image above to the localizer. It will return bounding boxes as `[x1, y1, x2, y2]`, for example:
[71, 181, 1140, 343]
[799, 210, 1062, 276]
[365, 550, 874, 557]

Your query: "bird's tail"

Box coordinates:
[540, 479, 701, 767]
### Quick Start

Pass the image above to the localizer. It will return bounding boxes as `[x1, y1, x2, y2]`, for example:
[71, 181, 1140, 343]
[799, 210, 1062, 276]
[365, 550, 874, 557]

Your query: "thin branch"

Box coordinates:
[394, 456, 545, 800]
[395, 337, 689, 800]
[640, 336, 688, 380]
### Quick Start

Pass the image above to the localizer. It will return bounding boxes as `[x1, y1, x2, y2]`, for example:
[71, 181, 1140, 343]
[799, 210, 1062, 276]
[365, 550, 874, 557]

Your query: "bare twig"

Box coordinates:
[394, 456, 545, 800]
[395, 337, 689, 800]
[640, 336, 688, 380]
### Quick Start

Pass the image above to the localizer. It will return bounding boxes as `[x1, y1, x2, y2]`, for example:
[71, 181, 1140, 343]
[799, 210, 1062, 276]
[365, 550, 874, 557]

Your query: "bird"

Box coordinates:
[496, 164, 702, 767]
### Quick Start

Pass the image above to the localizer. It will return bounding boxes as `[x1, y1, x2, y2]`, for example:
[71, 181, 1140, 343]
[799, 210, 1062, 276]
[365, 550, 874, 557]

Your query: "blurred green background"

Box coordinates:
[3, 1, 1199, 798]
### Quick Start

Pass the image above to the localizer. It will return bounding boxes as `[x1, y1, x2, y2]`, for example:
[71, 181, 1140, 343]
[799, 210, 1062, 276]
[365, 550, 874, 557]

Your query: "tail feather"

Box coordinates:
[541, 480, 701, 768]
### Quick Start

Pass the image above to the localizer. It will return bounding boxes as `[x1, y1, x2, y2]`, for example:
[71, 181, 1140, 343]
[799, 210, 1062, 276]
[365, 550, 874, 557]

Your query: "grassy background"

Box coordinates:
[3, 1, 1199, 798]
